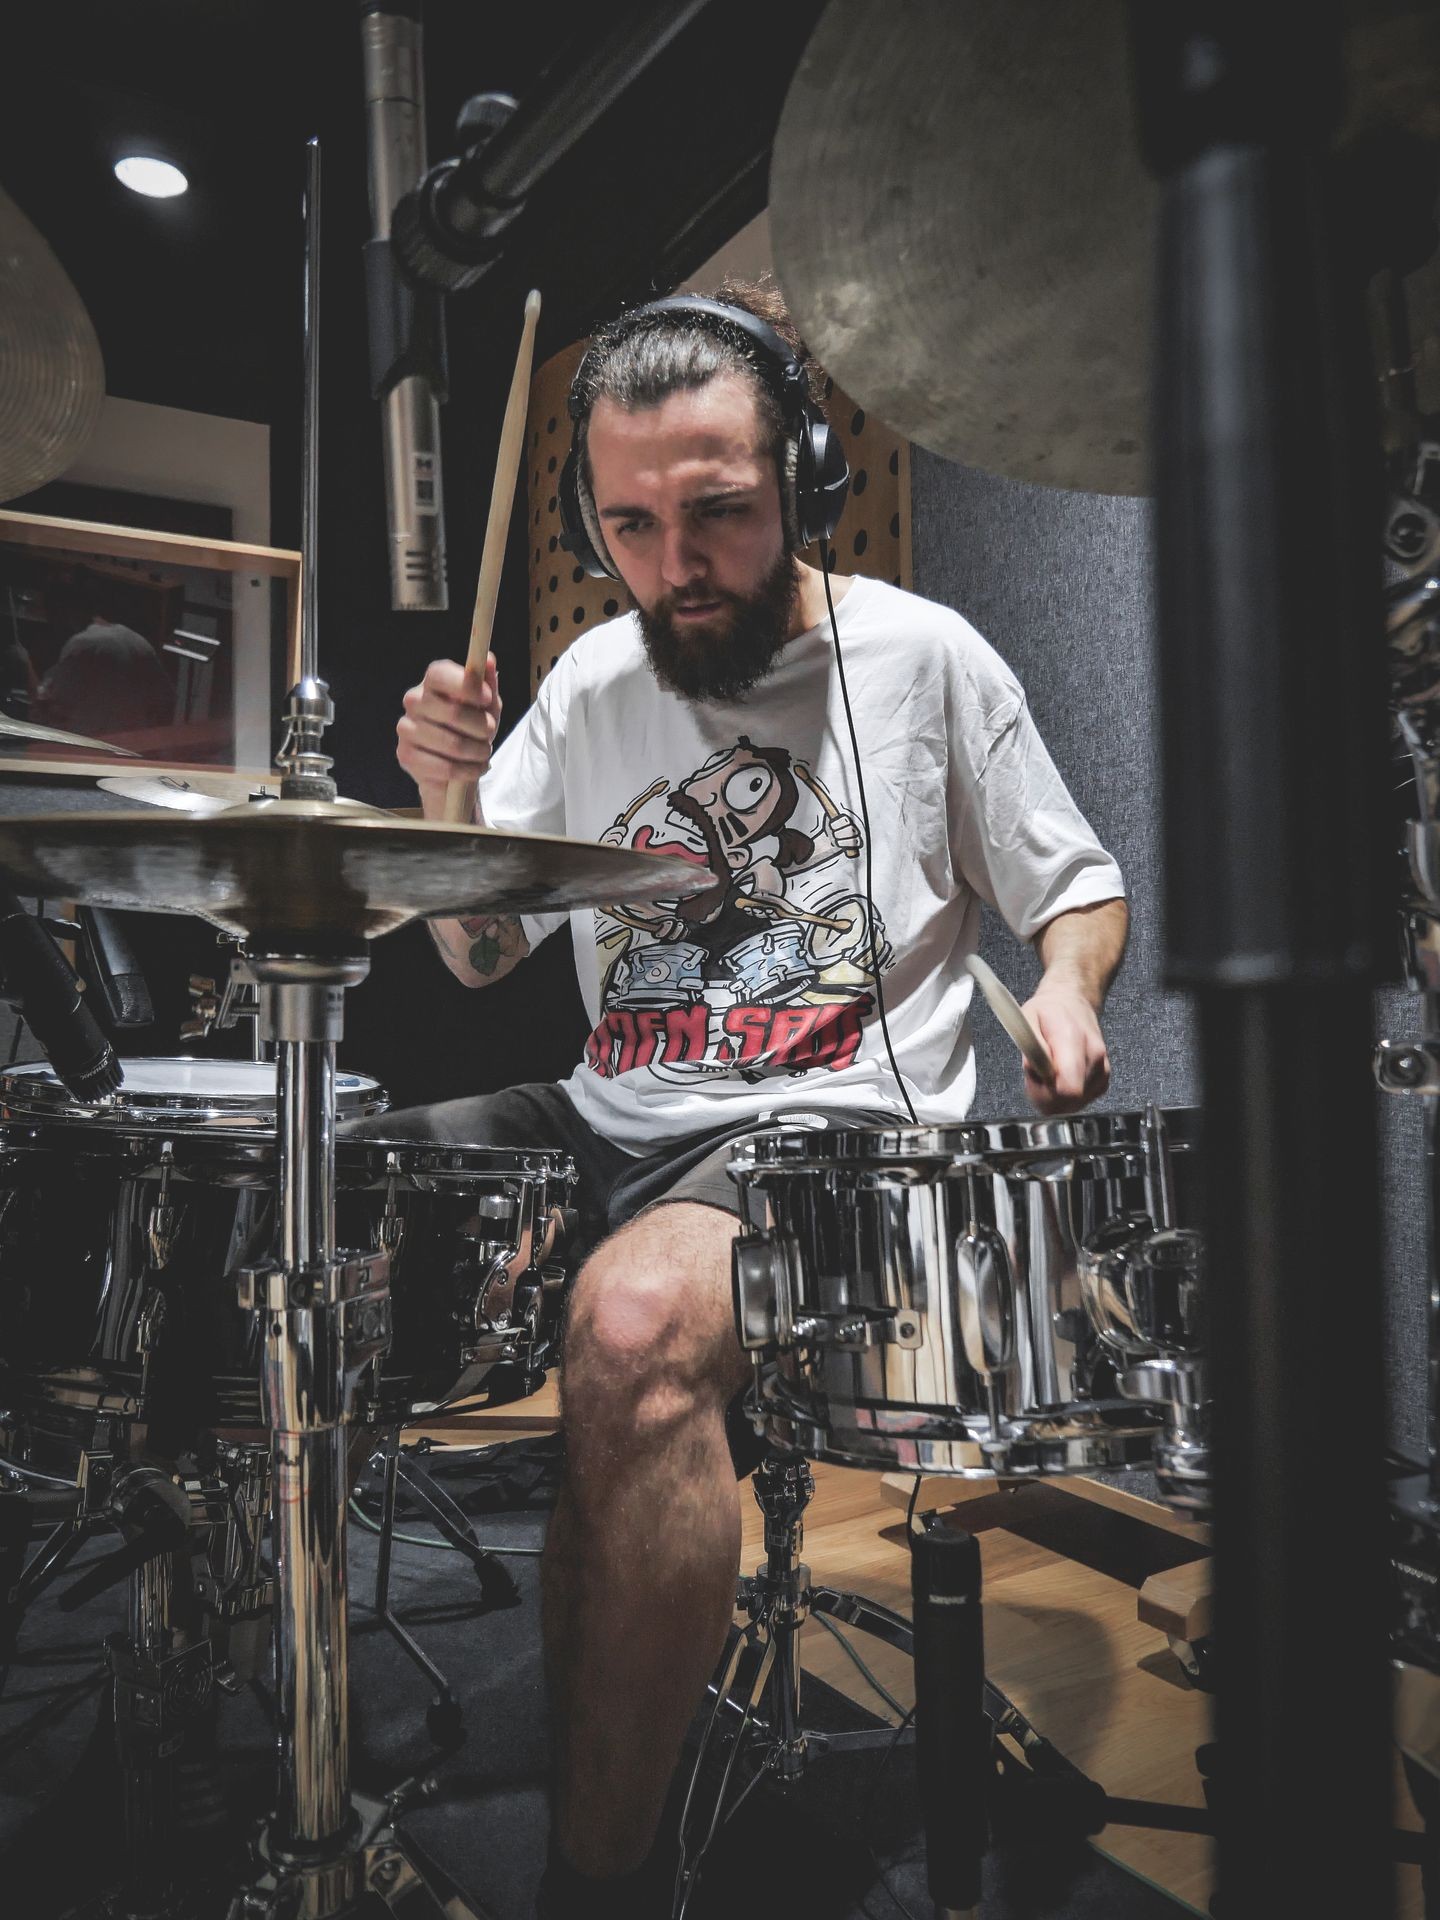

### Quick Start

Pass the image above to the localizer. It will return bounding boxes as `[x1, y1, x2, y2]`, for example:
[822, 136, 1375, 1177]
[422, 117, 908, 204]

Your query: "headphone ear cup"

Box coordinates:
[557, 447, 616, 579]
[793, 415, 851, 550]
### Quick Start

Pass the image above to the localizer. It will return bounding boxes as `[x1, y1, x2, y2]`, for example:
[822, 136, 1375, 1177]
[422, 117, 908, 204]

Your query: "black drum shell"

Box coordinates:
[0, 1123, 573, 1467]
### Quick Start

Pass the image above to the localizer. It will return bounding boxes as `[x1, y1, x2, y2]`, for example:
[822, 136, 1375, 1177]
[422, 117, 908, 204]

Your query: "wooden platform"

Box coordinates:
[425, 1394, 1424, 1916]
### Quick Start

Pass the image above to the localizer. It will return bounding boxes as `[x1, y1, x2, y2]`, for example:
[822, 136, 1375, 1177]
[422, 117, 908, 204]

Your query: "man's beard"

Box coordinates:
[635, 552, 799, 703]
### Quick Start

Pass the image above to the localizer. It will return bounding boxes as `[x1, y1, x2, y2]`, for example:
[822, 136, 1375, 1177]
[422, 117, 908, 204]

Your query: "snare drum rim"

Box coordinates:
[728, 1106, 1201, 1182]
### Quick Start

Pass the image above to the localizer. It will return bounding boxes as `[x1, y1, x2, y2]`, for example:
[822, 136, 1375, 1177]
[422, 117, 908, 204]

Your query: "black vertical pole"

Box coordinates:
[1129, 6, 1393, 1917]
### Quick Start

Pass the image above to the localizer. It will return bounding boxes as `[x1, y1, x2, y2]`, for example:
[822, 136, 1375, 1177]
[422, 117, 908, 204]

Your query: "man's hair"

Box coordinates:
[572, 276, 827, 504]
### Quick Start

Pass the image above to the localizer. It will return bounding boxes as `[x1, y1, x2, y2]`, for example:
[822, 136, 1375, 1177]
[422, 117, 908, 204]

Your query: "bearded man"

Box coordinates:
[376, 283, 1128, 1917]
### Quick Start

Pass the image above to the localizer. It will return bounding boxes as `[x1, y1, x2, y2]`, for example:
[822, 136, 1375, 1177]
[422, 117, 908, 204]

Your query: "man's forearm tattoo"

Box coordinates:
[457, 912, 524, 977]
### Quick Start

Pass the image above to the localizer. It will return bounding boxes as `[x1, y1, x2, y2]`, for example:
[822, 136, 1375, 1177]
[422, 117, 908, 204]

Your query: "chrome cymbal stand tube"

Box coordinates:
[232, 946, 491, 1918]
[226, 130, 485, 1920]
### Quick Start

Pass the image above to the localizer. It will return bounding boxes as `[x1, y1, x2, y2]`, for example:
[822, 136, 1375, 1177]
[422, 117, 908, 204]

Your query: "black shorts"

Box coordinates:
[344, 1080, 889, 1266]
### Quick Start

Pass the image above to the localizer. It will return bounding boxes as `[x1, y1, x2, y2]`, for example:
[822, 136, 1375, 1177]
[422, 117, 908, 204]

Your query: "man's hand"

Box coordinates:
[1018, 983, 1111, 1115]
[397, 654, 501, 821]
[1019, 897, 1128, 1116]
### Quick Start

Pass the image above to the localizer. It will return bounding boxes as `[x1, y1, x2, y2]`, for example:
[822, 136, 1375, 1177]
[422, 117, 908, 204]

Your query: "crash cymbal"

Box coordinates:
[98, 771, 288, 814]
[770, 0, 1440, 498]
[0, 187, 105, 502]
[0, 798, 703, 943]
[0, 711, 139, 755]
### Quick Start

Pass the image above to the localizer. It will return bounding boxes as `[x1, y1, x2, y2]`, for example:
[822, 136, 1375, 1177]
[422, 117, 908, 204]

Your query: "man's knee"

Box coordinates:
[562, 1205, 743, 1432]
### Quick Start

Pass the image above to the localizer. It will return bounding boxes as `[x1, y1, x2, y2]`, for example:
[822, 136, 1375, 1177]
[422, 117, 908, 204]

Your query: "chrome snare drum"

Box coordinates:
[729, 1108, 1201, 1477]
[0, 1061, 574, 1472]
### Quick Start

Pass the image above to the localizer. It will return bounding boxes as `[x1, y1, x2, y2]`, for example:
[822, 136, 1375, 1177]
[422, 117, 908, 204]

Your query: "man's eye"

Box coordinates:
[615, 519, 644, 538]
[703, 503, 745, 520]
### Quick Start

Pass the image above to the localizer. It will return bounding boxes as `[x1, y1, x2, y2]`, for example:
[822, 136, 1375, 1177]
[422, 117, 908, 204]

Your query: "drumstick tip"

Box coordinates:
[524, 288, 542, 320]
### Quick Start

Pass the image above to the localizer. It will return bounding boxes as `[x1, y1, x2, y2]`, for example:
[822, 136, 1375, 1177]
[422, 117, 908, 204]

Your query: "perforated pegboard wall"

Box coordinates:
[525, 343, 911, 694]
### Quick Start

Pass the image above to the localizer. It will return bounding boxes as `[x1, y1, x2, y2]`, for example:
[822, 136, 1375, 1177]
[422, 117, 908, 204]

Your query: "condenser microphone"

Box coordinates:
[360, 0, 449, 611]
[0, 885, 121, 1101]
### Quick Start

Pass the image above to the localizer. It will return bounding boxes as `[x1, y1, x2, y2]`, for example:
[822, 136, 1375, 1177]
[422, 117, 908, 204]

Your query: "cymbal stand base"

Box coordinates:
[229, 1788, 490, 1919]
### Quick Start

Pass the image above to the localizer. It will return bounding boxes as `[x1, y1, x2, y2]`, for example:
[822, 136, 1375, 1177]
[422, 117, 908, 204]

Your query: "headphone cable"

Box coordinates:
[820, 542, 920, 1128]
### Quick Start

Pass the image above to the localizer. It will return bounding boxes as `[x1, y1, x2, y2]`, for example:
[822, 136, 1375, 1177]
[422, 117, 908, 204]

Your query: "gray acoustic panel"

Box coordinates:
[910, 449, 1195, 1116]
[910, 448, 1425, 1455]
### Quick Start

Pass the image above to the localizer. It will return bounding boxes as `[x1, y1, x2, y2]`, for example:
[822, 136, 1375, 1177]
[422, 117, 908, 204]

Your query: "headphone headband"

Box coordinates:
[566, 294, 812, 426]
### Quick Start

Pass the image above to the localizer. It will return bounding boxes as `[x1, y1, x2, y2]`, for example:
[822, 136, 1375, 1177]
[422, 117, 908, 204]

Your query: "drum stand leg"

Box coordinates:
[366, 1427, 518, 1748]
[674, 1453, 1109, 1920]
[225, 958, 489, 1920]
[105, 1546, 215, 1920]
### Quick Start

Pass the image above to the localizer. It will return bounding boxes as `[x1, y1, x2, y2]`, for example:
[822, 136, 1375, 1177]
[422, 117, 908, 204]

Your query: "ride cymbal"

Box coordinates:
[770, 0, 1440, 497]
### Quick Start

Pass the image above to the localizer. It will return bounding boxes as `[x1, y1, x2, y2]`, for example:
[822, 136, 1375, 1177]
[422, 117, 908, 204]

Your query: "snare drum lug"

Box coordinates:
[146, 1148, 177, 1269]
[733, 1228, 802, 1351]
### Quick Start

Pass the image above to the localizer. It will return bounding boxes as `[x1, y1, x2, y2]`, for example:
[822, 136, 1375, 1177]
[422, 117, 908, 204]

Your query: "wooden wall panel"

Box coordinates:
[525, 342, 912, 697]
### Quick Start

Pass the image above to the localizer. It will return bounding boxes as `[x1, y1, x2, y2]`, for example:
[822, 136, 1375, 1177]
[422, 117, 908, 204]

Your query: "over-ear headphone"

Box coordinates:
[557, 294, 851, 581]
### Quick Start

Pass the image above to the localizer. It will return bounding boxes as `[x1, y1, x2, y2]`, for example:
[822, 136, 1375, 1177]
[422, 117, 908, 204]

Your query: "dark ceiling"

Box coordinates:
[0, 1, 828, 439]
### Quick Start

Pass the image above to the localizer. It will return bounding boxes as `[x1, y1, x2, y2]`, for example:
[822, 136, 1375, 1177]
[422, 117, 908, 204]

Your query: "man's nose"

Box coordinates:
[659, 522, 708, 590]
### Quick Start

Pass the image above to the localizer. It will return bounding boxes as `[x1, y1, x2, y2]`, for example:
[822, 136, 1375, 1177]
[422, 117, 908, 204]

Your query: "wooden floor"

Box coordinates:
[428, 1386, 1424, 1917]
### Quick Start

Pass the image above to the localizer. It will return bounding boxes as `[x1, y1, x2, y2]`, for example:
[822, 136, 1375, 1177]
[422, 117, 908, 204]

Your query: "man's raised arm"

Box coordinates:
[395, 653, 531, 989]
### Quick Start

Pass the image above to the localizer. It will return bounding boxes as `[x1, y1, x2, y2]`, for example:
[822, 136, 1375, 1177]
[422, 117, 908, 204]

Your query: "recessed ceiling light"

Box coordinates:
[114, 156, 188, 199]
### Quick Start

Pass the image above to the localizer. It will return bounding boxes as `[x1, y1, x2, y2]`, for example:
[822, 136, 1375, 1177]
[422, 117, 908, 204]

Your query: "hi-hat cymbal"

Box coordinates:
[770, 0, 1440, 498]
[0, 187, 105, 502]
[98, 771, 288, 814]
[0, 712, 139, 756]
[0, 799, 703, 943]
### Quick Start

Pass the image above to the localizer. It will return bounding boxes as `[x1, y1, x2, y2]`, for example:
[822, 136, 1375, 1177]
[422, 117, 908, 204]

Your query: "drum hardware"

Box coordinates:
[1078, 1216, 1210, 1513]
[733, 1233, 922, 1355]
[145, 1158, 176, 1271]
[360, 1428, 521, 1750]
[676, 1452, 1167, 1920]
[183, 946, 266, 1059]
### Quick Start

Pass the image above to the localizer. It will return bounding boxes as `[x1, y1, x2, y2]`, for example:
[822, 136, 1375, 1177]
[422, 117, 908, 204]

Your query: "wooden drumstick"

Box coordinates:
[794, 761, 859, 858]
[735, 891, 851, 934]
[443, 287, 543, 825]
[616, 778, 667, 830]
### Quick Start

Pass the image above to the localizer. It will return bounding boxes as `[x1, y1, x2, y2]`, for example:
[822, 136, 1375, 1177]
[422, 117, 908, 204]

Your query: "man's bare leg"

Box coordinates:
[542, 1202, 750, 1878]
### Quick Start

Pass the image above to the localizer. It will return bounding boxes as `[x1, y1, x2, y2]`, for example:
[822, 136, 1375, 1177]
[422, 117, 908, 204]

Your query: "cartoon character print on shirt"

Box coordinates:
[584, 737, 894, 1084]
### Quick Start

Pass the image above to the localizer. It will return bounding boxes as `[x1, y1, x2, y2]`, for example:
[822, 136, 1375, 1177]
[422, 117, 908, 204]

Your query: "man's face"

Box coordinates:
[586, 371, 798, 701]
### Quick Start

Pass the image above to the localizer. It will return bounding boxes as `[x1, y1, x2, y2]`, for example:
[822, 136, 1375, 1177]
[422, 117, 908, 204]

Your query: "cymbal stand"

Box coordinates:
[227, 944, 484, 1919]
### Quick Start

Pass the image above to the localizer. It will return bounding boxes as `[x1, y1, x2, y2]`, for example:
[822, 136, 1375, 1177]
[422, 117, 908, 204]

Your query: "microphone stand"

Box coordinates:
[1130, 6, 1393, 1916]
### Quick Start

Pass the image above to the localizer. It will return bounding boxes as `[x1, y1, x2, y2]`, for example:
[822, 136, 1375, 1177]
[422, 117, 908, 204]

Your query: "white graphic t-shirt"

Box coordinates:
[479, 576, 1125, 1153]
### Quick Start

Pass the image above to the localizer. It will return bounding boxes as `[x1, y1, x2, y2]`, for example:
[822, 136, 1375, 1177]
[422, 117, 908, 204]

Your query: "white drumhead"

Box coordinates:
[0, 1056, 386, 1124]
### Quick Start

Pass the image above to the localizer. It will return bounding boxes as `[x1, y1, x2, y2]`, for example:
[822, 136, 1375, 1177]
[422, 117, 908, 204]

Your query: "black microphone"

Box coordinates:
[0, 884, 122, 1100]
[359, 0, 450, 612]
[77, 906, 153, 1029]
[911, 1523, 989, 1918]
